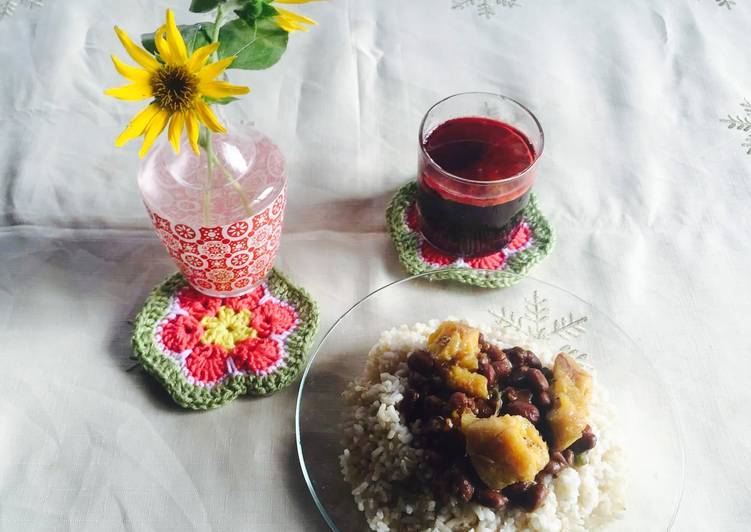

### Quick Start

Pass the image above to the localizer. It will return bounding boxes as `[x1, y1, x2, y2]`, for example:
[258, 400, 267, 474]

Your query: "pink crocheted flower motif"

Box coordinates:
[405, 201, 532, 271]
[159, 284, 298, 384]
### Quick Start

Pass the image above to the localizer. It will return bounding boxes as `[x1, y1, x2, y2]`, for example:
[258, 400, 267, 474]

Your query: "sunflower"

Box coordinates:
[105, 9, 250, 158]
[273, 0, 320, 32]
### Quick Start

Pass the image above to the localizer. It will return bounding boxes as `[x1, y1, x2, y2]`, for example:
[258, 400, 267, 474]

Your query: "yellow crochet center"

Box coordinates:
[201, 307, 256, 350]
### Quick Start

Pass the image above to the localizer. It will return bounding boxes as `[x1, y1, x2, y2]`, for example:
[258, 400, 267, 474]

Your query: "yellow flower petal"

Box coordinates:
[197, 56, 235, 83]
[187, 42, 220, 73]
[165, 9, 188, 63]
[114, 26, 160, 72]
[104, 82, 153, 101]
[276, 7, 317, 26]
[111, 55, 150, 83]
[198, 80, 250, 99]
[168, 113, 185, 154]
[154, 25, 177, 65]
[275, 16, 307, 32]
[275, 0, 323, 4]
[139, 109, 170, 159]
[185, 112, 200, 155]
[115, 104, 160, 147]
[194, 99, 226, 133]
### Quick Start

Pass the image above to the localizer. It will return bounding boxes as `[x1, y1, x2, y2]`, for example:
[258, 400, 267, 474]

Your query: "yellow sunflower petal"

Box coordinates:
[104, 82, 153, 101]
[194, 99, 226, 133]
[197, 56, 235, 83]
[185, 112, 200, 155]
[111, 55, 150, 83]
[275, 16, 306, 32]
[165, 9, 188, 63]
[168, 113, 185, 154]
[139, 109, 170, 159]
[115, 104, 160, 147]
[154, 25, 177, 65]
[274, 0, 323, 4]
[198, 80, 250, 99]
[187, 42, 220, 73]
[276, 7, 317, 25]
[114, 26, 160, 72]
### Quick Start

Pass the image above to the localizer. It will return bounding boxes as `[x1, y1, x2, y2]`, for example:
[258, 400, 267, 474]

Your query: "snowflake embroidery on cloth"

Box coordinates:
[722, 100, 751, 153]
[452, 0, 519, 19]
[0, 0, 43, 20]
[158, 283, 297, 384]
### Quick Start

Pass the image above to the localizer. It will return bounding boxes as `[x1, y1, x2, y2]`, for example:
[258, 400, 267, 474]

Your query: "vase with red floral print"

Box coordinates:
[138, 126, 287, 297]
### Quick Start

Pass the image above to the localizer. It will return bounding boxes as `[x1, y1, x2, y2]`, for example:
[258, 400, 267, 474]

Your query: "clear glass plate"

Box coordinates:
[296, 271, 685, 531]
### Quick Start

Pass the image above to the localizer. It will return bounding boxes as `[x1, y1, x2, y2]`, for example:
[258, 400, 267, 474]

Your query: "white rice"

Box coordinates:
[340, 320, 626, 532]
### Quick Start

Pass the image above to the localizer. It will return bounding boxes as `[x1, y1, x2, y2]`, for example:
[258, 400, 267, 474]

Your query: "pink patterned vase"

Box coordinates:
[138, 127, 287, 297]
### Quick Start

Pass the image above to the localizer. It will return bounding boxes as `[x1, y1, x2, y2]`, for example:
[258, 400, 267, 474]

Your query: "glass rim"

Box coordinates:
[418, 91, 545, 186]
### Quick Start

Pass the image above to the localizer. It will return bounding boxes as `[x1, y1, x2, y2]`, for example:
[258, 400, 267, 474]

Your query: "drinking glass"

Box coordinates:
[417, 92, 544, 257]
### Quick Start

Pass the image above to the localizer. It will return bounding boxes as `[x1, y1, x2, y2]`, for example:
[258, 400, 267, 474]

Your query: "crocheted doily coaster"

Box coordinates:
[386, 182, 555, 288]
[132, 269, 319, 410]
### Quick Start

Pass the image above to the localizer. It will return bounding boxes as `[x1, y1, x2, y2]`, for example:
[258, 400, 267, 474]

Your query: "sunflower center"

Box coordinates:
[151, 65, 198, 113]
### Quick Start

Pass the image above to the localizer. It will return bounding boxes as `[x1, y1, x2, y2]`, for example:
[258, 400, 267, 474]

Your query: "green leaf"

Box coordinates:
[234, 0, 278, 24]
[141, 23, 215, 56]
[218, 18, 288, 70]
[190, 0, 221, 13]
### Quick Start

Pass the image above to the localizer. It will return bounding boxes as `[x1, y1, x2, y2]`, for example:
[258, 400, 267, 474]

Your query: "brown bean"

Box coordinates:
[503, 401, 540, 424]
[400, 388, 420, 418]
[407, 371, 428, 392]
[436, 427, 466, 457]
[474, 488, 508, 510]
[448, 392, 476, 414]
[491, 357, 513, 380]
[521, 483, 547, 511]
[485, 343, 506, 363]
[450, 470, 475, 503]
[525, 350, 542, 370]
[508, 366, 528, 386]
[542, 451, 569, 477]
[526, 368, 549, 394]
[534, 391, 552, 409]
[570, 425, 597, 453]
[407, 349, 434, 374]
[505, 347, 528, 367]
[502, 482, 528, 504]
[478, 358, 497, 385]
[561, 449, 574, 465]
[502, 387, 532, 404]
[425, 449, 446, 469]
[425, 395, 447, 417]
[474, 398, 496, 418]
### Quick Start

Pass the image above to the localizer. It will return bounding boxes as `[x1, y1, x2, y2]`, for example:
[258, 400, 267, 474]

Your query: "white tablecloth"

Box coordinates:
[1, 1, 750, 530]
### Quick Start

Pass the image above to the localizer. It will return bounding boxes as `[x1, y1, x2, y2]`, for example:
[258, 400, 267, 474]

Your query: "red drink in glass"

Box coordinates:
[417, 93, 544, 257]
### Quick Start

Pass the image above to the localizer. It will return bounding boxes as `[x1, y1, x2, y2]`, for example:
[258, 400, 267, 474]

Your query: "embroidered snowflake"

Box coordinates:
[0, 0, 43, 20]
[490, 290, 589, 357]
[722, 100, 751, 154]
[452, 0, 520, 18]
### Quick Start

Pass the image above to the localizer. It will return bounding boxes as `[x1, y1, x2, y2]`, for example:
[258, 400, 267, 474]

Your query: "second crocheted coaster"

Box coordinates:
[132, 269, 319, 409]
[386, 181, 555, 288]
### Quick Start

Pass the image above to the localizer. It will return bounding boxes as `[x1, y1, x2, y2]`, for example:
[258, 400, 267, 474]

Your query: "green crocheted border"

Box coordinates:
[132, 269, 319, 410]
[386, 181, 555, 288]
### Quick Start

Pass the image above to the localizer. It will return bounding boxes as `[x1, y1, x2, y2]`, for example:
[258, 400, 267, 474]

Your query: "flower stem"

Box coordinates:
[203, 130, 215, 225]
